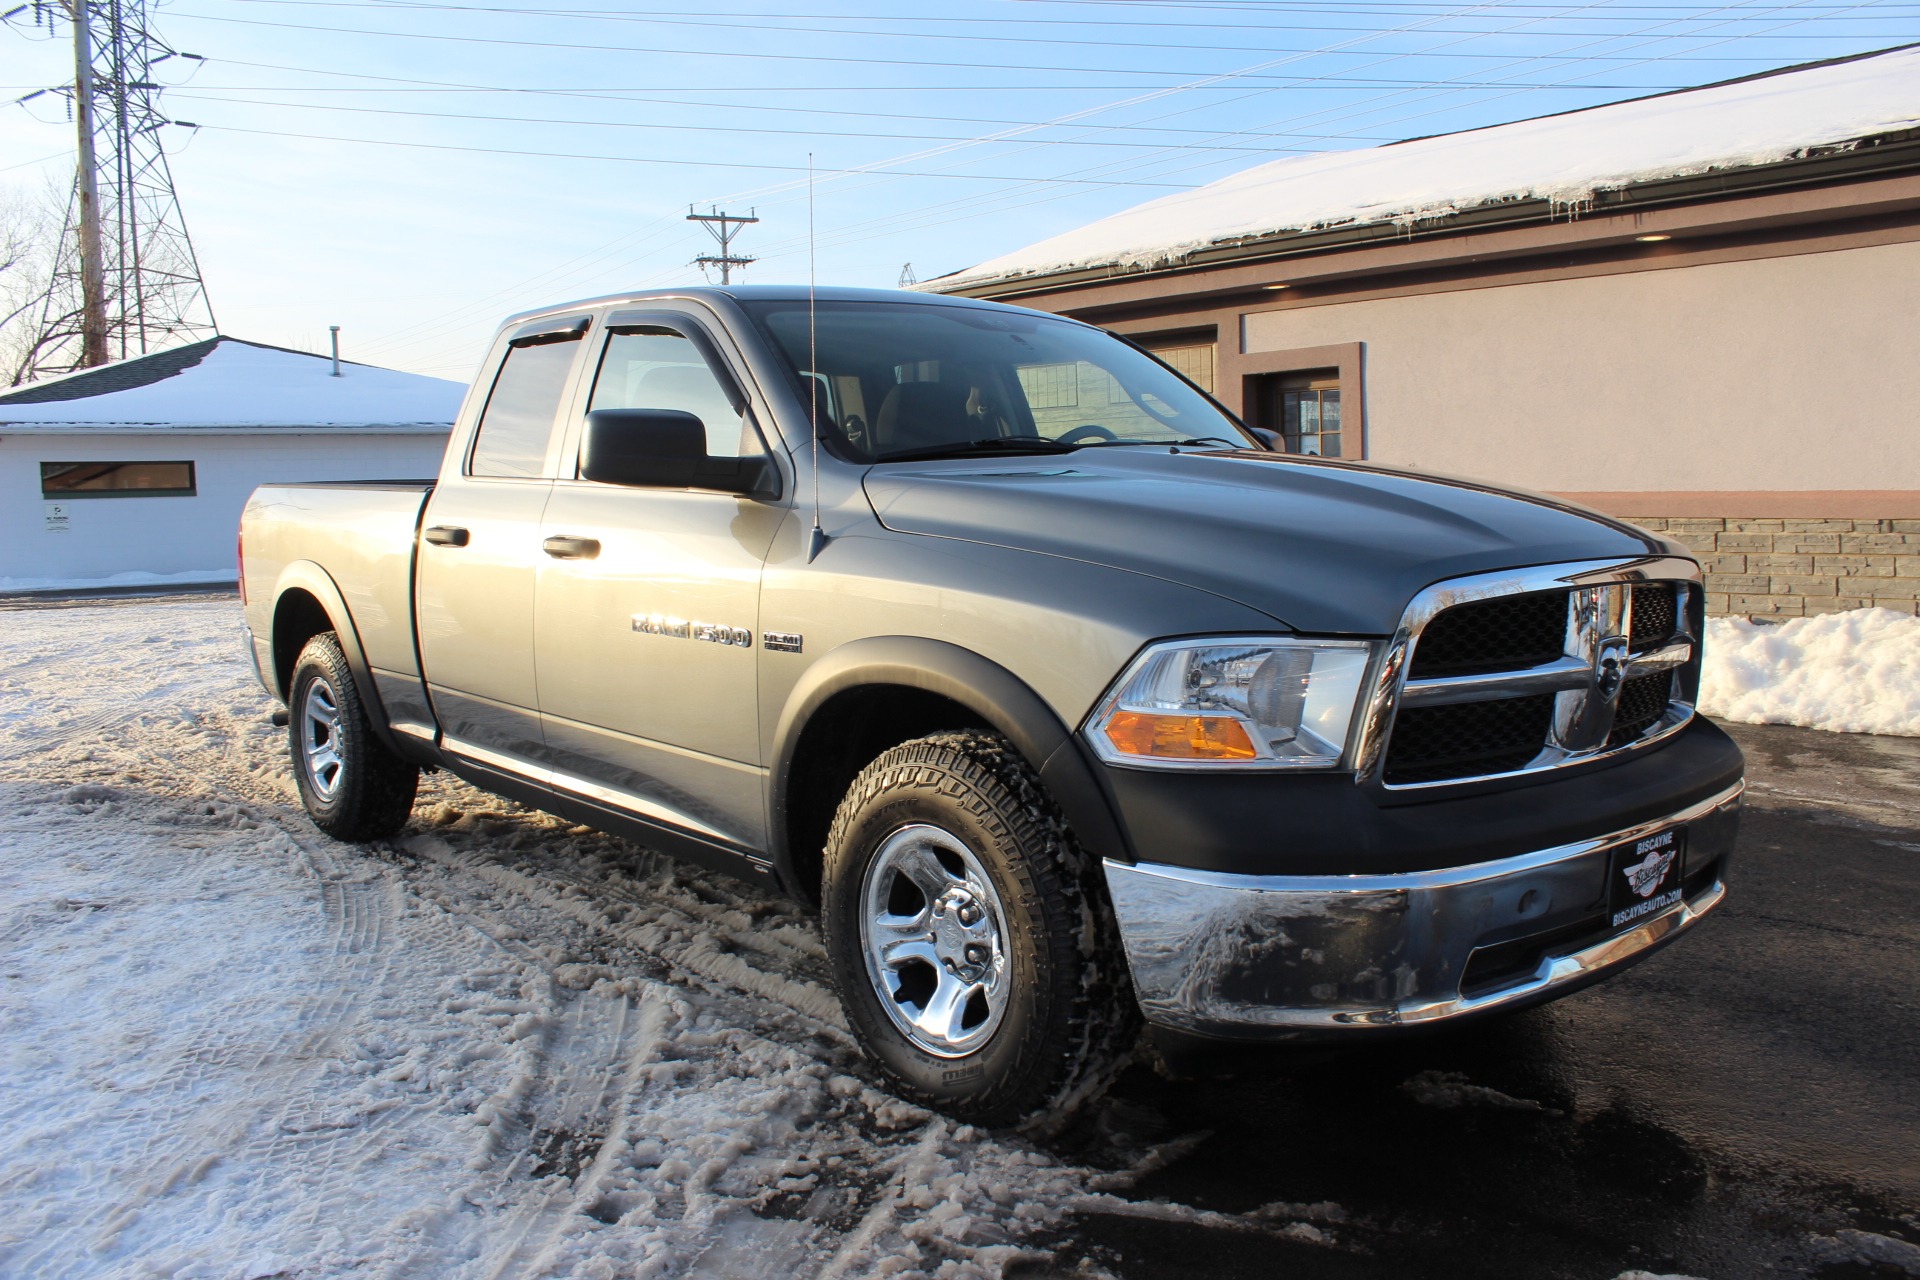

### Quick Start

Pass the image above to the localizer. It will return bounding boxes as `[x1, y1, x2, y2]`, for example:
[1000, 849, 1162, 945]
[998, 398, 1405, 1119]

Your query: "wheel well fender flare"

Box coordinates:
[767, 636, 1132, 884]
[268, 561, 402, 754]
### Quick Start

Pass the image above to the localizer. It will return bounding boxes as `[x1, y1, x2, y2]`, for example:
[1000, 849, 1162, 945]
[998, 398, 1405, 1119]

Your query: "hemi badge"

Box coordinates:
[763, 631, 803, 654]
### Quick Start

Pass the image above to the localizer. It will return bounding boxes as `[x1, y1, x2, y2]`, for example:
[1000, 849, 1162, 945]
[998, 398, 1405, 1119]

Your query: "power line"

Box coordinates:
[703, 0, 1866, 272]
[159, 10, 1702, 83]
[335, 0, 1889, 365]
[182, 123, 1203, 185]
[210, 0, 1920, 26]
[183, 0, 1913, 59]
[163, 93, 1355, 153]
[160, 69, 1410, 140]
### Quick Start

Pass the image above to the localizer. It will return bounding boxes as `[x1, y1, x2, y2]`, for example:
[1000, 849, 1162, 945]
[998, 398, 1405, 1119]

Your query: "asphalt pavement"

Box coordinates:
[1031, 722, 1920, 1280]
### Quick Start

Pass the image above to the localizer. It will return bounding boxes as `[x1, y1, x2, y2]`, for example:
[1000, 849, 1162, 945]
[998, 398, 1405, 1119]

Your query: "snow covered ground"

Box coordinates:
[1, 596, 1908, 1279]
[0, 597, 1184, 1279]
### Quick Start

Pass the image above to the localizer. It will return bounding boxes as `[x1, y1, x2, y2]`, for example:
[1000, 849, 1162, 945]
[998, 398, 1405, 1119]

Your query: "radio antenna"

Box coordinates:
[806, 152, 827, 563]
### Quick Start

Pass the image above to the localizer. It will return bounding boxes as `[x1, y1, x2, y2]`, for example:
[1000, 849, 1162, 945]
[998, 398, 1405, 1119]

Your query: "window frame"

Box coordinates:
[463, 315, 592, 481]
[558, 308, 776, 489]
[1236, 341, 1367, 460]
[39, 459, 197, 499]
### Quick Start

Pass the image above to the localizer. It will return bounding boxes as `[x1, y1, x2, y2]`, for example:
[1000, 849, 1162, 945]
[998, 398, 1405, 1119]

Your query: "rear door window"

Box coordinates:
[468, 326, 587, 478]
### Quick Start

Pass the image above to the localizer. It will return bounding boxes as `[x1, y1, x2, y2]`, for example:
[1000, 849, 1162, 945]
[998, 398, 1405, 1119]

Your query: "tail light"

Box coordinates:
[236, 527, 247, 605]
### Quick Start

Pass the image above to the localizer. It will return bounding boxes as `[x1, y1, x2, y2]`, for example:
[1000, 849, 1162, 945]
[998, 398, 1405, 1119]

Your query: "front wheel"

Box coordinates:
[820, 731, 1137, 1126]
[287, 632, 419, 841]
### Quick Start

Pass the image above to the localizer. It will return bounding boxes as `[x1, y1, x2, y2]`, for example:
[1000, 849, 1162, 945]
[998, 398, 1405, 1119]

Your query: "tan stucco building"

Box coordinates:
[932, 46, 1920, 617]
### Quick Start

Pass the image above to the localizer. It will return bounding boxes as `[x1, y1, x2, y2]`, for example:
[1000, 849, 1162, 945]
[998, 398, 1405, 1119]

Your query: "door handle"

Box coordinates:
[424, 525, 470, 547]
[542, 534, 601, 560]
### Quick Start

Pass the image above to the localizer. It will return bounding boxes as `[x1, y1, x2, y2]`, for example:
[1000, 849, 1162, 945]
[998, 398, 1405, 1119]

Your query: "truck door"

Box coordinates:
[416, 314, 590, 775]
[533, 311, 783, 853]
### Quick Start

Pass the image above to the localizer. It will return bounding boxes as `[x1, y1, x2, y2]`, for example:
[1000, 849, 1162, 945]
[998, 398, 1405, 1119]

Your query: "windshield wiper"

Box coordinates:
[874, 436, 1084, 463]
[1162, 436, 1249, 450]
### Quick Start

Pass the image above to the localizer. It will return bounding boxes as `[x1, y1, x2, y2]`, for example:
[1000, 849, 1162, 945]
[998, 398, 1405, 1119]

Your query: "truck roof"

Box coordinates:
[499, 284, 1037, 329]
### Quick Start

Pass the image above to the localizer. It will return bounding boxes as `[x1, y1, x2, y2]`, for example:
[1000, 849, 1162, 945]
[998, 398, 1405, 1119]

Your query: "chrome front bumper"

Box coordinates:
[1103, 782, 1742, 1038]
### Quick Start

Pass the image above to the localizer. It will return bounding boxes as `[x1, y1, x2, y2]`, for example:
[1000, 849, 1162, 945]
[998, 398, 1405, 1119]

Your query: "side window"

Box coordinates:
[467, 333, 584, 478]
[588, 327, 755, 459]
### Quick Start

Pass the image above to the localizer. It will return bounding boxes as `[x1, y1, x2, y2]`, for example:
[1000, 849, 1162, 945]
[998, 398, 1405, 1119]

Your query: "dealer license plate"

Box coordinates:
[1606, 827, 1687, 932]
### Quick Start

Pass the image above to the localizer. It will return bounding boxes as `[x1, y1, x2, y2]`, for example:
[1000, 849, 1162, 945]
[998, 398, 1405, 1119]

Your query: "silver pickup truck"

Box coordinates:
[239, 285, 1743, 1124]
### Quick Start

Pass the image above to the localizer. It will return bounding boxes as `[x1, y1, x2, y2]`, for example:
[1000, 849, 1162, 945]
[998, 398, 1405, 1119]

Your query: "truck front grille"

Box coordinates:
[1364, 561, 1701, 789]
[1407, 591, 1567, 679]
[1606, 672, 1673, 748]
[1628, 583, 1678, 652]
[1383, 694, 1558, 786]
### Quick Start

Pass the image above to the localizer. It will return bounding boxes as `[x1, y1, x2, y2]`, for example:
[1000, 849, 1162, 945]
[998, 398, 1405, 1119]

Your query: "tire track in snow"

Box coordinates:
[0, 784, 405, 1274]
[469, 992, 681, 1280]
[401, 830, 847, 1038]
[0, 597, 1193, 1279]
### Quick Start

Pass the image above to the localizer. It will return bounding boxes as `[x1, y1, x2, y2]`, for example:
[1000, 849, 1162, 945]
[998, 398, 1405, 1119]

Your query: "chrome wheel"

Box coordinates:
[299, 676, 345, 800]
[859, 823, 1011, 1058]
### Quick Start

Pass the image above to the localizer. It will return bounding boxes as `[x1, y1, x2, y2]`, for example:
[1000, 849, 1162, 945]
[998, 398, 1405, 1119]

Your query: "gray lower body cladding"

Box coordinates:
[1102, 781, 1739, 1039]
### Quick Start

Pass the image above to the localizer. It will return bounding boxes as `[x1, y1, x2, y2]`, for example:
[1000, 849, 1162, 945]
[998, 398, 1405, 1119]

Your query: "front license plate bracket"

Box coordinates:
[1606, 826, 1688, 932]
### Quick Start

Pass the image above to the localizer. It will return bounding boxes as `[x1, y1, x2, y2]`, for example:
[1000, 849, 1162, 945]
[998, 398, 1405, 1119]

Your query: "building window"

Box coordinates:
[1252, 370, 1342, 457]
[1134, 333, 1216, 394]
[1015, 362, 1078, 409]
[40, 460, 196, 498]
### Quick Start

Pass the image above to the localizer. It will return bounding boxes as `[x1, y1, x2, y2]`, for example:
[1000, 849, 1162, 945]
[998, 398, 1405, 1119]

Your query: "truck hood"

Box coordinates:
[862, 448, 1667, 634]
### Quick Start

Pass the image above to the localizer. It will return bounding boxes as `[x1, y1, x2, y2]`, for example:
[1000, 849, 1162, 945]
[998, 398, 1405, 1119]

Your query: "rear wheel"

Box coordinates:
[821, 731, 1137, 1126]
[288, 632, 418, 841]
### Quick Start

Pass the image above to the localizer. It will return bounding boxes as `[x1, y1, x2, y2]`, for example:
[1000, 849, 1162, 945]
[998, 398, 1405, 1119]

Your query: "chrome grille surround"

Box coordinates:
[1355, 557, 1702, 790]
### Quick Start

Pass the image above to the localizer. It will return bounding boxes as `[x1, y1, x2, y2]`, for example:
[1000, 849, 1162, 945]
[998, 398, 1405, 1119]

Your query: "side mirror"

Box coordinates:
[580, 408, 776, 496]
[1248, 427, 1282, 452]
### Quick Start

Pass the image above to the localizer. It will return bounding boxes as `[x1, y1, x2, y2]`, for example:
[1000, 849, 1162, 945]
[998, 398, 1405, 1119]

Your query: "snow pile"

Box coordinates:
[1700, 607, 1920, 736]
[940, 44, 1920, 288]
[0, 337, 465, 428]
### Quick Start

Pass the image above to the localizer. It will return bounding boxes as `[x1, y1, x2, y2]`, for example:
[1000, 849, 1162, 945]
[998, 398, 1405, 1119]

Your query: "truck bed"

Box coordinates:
[239, 480, 435, 711]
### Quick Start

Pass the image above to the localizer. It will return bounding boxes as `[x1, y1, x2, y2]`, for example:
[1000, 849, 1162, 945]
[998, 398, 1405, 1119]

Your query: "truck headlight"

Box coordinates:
[1087, 637, 1374, 770]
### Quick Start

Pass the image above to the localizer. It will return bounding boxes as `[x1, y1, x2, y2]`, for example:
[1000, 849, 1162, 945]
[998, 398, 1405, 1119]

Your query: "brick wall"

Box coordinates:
[1631, 517, 1920, 617]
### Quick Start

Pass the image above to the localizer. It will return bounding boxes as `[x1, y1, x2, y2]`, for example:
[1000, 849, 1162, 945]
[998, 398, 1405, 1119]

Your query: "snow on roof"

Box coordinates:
[0, 337, 465, 429]
[938, 44, 1920, 290]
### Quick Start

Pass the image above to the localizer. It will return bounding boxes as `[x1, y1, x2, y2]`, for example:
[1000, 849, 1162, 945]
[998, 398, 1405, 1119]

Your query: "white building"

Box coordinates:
[0, 338, 464, 592]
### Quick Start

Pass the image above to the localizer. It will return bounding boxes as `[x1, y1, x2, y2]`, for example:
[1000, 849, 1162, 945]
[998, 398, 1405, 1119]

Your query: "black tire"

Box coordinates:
[820, 731, 1138, 1127]
[287, 632, 418, 842]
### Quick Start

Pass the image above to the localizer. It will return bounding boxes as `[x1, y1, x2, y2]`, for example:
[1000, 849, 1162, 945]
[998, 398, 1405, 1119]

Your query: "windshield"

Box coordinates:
[742, 300, 1251, 462]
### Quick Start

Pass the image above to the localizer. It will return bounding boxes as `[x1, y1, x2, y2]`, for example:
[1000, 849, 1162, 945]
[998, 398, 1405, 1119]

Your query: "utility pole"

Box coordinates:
[687, 206, 757, 284]
[70, 1, 108, 367]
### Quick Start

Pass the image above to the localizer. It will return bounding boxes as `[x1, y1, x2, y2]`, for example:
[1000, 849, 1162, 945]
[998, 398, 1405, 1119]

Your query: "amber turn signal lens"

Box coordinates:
[1104, 711, 1258, 760]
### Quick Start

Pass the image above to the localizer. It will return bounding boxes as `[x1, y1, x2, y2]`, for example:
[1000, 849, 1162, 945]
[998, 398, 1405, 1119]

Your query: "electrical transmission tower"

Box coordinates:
[7, 0, 217, 381]
[687, 206, 757, 285]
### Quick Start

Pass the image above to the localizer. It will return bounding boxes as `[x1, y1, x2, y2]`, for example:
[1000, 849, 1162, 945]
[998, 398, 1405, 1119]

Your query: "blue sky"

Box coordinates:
[6, 0, 1918, 379]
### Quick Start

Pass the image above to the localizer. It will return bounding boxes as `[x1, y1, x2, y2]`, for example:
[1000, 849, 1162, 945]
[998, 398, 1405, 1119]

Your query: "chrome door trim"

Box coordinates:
[545, 765, 740, 846]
